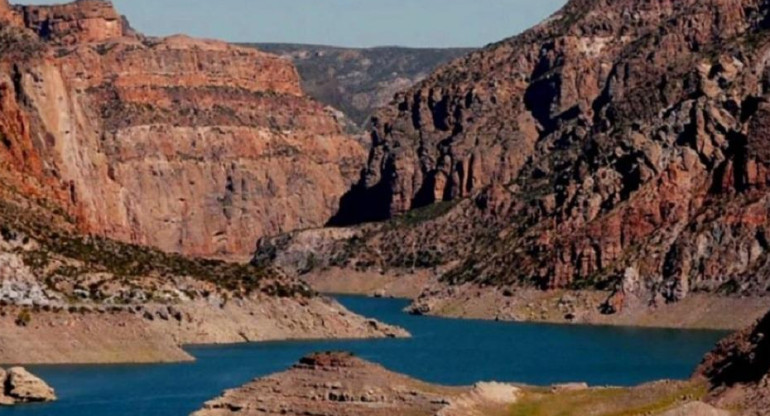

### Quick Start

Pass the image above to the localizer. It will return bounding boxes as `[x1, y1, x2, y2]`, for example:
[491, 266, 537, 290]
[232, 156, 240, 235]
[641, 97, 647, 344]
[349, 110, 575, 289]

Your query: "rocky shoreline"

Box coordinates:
[194, 306, 770, 415]
[293, 268, 768, 330]
[0, 296, 408, 365]
[407, 284, 770, 331]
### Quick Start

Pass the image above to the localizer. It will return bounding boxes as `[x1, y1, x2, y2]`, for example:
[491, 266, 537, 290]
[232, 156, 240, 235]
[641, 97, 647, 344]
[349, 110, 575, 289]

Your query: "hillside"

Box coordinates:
[247, 43, 473, 128]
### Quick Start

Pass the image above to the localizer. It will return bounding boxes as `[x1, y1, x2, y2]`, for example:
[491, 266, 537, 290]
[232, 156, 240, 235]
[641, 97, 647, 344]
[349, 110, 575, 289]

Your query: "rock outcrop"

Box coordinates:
[277, 0, 770, 320]
[0, 0, 365, 260]
[193, 352, 504, 416]
[0, 367, 56, 405]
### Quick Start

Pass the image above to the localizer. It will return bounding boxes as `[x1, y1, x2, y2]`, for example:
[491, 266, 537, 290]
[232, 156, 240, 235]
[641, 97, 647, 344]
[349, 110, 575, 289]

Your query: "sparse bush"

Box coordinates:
[15, 309, 31, 327]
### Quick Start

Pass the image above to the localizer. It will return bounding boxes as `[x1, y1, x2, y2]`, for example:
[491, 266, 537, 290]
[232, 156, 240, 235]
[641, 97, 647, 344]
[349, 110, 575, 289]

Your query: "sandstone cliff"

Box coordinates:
[269, 0, 770, 322]
[0, 0, 365, 260]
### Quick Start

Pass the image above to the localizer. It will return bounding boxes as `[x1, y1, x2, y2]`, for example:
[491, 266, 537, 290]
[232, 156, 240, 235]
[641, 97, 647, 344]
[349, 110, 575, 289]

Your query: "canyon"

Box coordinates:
[258, 0, 770, 329]
[0, 0, 769, 412]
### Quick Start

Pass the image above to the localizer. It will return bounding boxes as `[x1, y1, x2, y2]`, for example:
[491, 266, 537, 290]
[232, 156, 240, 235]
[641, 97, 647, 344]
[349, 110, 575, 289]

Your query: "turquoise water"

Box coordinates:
[1, 296, 726, 416]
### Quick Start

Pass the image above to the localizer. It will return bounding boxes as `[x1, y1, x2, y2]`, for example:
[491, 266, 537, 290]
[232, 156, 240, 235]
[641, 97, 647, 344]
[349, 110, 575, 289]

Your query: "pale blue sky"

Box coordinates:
[14, 0, 567, 48]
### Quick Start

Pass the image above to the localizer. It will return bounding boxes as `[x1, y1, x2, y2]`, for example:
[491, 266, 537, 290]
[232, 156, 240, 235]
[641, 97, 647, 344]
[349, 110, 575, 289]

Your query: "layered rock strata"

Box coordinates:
[0, 0, 365, 260]
[193, 352, 510, 416]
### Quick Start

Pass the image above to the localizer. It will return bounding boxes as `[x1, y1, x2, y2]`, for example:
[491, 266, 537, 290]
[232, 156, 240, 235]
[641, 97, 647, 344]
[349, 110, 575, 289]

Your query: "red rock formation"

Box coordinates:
[0, 0, 365, 259]
[326, 0, 770, 308]
[20, 0, 124, 45]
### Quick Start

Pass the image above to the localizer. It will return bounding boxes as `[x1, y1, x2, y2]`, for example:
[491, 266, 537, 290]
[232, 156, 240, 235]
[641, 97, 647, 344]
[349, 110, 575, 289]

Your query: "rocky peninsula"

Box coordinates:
[192, 353, 722, 416]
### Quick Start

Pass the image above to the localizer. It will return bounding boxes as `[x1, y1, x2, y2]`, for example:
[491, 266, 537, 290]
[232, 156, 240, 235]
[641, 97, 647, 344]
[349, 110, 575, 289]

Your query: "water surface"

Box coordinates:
[1, 296, 726, 416]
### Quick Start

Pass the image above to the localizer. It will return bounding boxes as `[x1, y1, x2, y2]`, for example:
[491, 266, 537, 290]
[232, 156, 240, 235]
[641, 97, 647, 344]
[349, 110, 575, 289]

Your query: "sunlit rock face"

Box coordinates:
[0, 0, 365, 259]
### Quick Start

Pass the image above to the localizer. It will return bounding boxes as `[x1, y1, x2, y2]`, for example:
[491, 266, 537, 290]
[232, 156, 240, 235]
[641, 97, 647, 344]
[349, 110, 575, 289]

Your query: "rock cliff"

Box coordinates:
[0, 0, 406, 365]
[0, 0, 365, 260]
[277, 0, 770, 320]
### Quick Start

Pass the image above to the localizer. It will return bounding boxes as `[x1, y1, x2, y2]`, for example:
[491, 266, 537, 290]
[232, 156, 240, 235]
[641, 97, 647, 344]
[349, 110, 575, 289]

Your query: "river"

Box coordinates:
[1, 295, 727, 416]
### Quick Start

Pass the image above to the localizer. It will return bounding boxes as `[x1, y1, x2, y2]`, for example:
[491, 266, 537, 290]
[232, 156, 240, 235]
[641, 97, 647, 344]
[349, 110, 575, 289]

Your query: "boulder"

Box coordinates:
[1, 367, 57, 404]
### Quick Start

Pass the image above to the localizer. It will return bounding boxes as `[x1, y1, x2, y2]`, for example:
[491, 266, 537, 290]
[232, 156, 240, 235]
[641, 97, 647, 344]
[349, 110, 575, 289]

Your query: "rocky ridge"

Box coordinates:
[696, 307, 770, 414]
[0, 192, 407, 364]
[261, 0, 770, 326]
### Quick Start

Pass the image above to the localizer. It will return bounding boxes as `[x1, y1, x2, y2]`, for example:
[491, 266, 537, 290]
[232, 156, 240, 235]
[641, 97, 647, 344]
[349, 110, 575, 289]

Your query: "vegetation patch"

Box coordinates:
[0, 198, 312, 299]
[508, 382, 707, 416]
[390, 200, 459, 228]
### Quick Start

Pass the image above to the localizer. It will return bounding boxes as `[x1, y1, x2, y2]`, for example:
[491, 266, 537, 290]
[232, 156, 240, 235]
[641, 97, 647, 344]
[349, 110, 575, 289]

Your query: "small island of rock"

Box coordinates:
[0, 367, 56, 405]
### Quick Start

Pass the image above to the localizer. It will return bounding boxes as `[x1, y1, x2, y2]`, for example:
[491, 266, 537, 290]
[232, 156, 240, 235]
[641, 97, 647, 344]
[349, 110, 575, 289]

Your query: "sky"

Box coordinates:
[14, 0, 567, 48]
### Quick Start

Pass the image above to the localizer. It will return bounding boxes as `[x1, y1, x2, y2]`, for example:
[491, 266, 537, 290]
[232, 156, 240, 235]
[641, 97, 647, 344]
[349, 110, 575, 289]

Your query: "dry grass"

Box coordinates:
[508, 381, 708, 416]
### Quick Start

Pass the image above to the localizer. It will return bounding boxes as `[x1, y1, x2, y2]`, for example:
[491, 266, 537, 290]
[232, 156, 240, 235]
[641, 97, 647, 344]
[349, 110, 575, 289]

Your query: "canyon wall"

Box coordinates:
[270, 0, 770, 316]
[0, 0, 364, 259]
